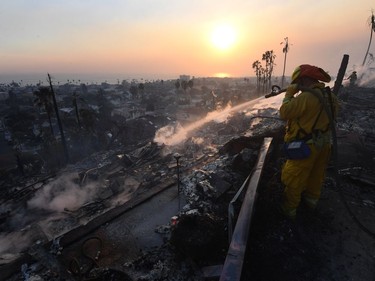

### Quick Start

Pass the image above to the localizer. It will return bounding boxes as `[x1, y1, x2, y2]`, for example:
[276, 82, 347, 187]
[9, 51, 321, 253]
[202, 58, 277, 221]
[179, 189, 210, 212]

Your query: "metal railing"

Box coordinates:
[220, 137, 273, 281]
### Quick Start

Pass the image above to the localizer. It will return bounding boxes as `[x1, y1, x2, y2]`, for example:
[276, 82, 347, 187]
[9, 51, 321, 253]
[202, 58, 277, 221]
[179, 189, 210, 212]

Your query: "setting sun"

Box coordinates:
[210, 24, 237, 51]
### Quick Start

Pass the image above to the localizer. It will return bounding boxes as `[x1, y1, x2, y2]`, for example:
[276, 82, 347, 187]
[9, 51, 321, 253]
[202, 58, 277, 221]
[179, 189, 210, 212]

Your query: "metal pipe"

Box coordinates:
[228, 174, 251, 242]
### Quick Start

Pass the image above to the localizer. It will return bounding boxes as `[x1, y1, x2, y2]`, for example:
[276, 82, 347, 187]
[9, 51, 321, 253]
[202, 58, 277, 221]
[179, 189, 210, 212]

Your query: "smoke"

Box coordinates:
[356, 65, 375, 87]
[110, 177, 140, 206]
[154, 122, 187, 146]
[27, 173, 100, 212]
[0, 231, 31, 258]
[191, 137, 204, 145]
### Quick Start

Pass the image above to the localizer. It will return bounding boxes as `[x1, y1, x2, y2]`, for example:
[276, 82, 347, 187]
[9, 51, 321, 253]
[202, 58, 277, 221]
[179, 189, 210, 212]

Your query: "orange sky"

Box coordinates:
[0, 1, 374, 81]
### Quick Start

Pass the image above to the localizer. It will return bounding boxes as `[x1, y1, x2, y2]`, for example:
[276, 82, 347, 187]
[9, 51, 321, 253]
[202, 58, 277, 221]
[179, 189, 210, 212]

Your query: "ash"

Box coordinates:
[1, 78, 375, 281]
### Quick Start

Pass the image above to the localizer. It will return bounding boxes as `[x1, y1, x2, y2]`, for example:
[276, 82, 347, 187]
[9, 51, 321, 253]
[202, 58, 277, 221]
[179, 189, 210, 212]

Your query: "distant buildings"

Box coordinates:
[179, 75, 191, 81]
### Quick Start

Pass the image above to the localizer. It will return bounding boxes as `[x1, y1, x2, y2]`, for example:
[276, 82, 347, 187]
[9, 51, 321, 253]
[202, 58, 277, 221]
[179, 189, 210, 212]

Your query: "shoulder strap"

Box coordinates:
[324, 86, 336, 122]
[295, 87, 330, 140]
[301, 86, 334, 120]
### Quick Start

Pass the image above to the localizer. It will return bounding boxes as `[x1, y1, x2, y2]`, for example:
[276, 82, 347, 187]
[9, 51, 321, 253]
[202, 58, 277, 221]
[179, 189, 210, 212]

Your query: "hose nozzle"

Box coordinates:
[265, 85, 286, 98]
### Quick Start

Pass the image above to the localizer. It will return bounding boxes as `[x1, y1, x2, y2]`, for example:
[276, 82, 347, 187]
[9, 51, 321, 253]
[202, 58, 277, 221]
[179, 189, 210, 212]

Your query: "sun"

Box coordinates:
[210, 24, 237, 51]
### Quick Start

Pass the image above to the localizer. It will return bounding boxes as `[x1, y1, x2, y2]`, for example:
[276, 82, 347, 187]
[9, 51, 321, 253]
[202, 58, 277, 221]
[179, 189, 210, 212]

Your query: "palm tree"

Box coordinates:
[138, 83, 145, 98]
[72, 91, 82, 128]
[362, 11, 375, 66]
[262, 50, 276, 92]
[47, 73, 69, 164]
[188, 79, 194, 89]
[175, 80, 181, 91]
[252, 60, 262, 93]
[33, 87, 54, 135]
[281, 37, 289, 87]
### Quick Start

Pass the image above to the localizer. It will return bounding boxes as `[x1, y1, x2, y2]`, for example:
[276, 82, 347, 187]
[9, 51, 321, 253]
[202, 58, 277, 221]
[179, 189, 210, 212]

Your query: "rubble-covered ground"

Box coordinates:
[122, 86, 375, 281]
[2, 85, 375, 280]
[244, 86, 375, 281]
[242, 86, 375, 281]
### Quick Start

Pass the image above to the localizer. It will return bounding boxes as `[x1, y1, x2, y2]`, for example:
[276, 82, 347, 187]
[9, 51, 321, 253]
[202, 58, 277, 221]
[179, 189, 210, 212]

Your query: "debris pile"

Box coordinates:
[1, 84, 375, 281]
[243, 86, 375, 281]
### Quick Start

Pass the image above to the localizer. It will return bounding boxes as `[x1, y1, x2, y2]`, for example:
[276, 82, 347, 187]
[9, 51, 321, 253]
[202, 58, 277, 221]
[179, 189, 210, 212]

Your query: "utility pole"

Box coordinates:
[281, 37, 289, 88]
[362, 11, 375, 66]
[48, 73, 69, 164]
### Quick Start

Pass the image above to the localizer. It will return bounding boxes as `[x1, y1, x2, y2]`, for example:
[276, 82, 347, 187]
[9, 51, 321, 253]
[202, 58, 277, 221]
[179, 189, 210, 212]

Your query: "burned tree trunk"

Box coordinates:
[333, 54, 349, 96]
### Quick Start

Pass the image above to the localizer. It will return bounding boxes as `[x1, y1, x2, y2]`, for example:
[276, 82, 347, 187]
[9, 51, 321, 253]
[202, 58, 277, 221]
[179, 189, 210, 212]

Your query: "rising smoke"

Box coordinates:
[0, 173, 103, 256]
[0, 231, 32, 258]
[27, 172, 100, 212]
[356, 65, 375, 87]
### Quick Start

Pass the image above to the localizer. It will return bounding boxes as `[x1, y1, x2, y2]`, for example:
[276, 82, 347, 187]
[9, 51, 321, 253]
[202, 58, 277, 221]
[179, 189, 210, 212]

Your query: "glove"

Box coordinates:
[282, 84, 299, 104]
[285, 84, 299, 98]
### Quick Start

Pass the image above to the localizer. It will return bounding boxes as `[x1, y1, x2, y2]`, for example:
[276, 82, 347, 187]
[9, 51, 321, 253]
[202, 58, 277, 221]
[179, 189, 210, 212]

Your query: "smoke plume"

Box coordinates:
[27, 172, 100, 212]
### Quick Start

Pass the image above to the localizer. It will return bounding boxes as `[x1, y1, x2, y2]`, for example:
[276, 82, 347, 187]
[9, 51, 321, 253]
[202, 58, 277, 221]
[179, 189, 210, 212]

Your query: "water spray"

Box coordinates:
[154, 98, 267, 146]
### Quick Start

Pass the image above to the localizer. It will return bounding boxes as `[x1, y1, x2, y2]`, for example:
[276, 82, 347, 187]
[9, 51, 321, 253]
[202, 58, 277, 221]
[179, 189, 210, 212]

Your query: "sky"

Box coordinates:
[0, 0, 374, 82]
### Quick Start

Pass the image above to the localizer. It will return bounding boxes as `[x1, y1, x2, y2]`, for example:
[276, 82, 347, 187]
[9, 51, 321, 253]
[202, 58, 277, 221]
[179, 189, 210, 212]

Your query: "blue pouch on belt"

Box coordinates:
[283, 140, 311, 160]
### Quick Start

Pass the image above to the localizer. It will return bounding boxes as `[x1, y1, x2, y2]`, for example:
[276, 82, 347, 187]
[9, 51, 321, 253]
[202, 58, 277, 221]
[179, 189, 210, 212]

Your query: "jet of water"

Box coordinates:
[154, 95, 282, 146]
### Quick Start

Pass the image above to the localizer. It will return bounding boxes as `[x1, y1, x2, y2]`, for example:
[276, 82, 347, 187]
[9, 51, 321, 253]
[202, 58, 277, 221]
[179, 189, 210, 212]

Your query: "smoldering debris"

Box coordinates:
[2, 82, 375, 281]
[27, 173, 101, 212]
[0, 232, 32, 263]
[154, 122, 187, 146]
[169, 212, 227, 262]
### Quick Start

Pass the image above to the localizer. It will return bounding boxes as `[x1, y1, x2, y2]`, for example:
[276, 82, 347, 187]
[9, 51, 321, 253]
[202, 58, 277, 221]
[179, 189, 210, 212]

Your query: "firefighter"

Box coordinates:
[279, 64, 339, 220]
[346, 71, 357, 87]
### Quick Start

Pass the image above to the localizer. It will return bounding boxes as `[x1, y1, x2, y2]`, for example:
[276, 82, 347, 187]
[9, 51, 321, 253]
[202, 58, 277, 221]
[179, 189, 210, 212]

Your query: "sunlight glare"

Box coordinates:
[214, 72, 231, 78]
[211, 24, 237, 51]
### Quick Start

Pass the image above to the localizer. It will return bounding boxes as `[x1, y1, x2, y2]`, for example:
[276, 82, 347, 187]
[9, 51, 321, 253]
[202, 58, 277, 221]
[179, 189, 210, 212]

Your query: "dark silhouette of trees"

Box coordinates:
[175, 80, 181, 90]
[262, 50, 276, 92]
[188, 79, 194, 89]
[72, 91, 82, 128]
[260, 66, 266, 93]
[138, 83, 145, 98]
[79, 108, 97, 132]
[129, 84, 138, 99]
[80, 83, 88, 94]
[33, 75, 69, 167]
[252, 60, 267, 93]
[6, 89, 19, 113]
[33, 87, 54, 135]
[5, 111, 35, 144]
[252, 50, 276, 94]
[181, 80, 188, 92]
[96, 88, 113, 120]
[47, 74, 69, 164]
[252, 60, 262, 93]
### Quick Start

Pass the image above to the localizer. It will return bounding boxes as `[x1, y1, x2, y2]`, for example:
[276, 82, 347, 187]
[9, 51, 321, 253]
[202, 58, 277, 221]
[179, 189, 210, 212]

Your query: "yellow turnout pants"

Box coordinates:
[281, 143, 331, 212]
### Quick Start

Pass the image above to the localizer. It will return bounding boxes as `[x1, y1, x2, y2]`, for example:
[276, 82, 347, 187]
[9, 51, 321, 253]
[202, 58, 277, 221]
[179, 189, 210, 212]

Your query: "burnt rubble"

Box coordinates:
[0, 77, 268, 278]
[243, 86, 375, 281]
[1, 83, 375, 280]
